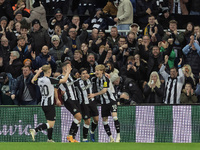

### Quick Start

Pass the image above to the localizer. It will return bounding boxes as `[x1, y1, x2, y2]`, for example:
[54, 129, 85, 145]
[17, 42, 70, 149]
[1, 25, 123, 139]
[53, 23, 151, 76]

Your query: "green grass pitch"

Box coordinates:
[0, 143, 200, 150]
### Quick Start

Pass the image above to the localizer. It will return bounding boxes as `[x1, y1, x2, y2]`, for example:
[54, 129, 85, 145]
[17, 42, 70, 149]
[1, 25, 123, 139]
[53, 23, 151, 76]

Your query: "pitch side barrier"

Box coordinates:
[0, 104, 200, 143]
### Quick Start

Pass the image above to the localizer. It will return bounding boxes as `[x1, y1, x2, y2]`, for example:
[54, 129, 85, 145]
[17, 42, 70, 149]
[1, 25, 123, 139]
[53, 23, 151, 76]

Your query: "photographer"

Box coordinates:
[112, 74, 143, 104]
[120, 56, 140, 82]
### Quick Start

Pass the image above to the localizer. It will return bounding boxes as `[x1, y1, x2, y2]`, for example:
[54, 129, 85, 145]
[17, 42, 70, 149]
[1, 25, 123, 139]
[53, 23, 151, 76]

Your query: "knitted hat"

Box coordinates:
[51, 35, 60, 42]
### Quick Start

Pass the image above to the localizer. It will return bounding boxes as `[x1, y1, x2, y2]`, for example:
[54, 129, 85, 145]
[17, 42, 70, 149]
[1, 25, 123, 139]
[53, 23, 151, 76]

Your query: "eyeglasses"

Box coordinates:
[69, 31, 77, 33]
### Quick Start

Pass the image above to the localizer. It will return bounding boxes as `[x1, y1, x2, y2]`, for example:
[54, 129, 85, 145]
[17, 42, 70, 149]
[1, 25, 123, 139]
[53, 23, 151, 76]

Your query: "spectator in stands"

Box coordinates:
[168, 0, 189, 15]
[24, 0, 48, 30]
[0, 72, 13, 105]
[68, 15, 81, 33]
[189, 0, 200, 15]
[4, 51, 23, 95]
[157, 8, 174, 29]
[13, 21, 21, 37]
[49, 35, 73, 69]
[143, 15, 164, 44]
[103, 0, 118, 17]
[13, 0, 30, 17]
[182, 64, 196, 88]
[32, 45, 57, 73]
[0, 36, 11, 68]
[182, 35, 200, 82]
[143, 71, 164, 103]
[42, 0, 63, 15]
[195, 73, 200, 102]
[139, 38, 173, 78]
[112, 74, 144, 104]
[78, 0, 97, 15]
[163, 20, 184, 65]
[84, 8, 108, 30]
[180, 83, 198, 104]
[30, 19, 50, 56]
[48, 8, 70, 33]
[0, 0, 14, 21]
[129, 23, 140, 39]
[72, 50, 87, 71]
[114, 0, 133, 31]
[11, 66, 37, 105]
[120, 56, 141, 81]
[106, 61, 119, 78]
[136, 0, 159, 28]
[134, 54, 147, 83]
[85, 53, 99, 74]
[194, 25, 200, 43]
[126, 32, 137, 55]
[91, 29, 107, 53]
[0, 17, 17, 50]
[14, 11, 24, 23]
[61, 24, 88, 54]
[160, 57, 184, 104]
[104, 48, 116, 64]
[13, 35, 31, 62]
[159, 40, 176, 70]
[107, 26, 120, 49]
[20, 25, 32, 45]
[184, 22, 194, 45]
[87, 28, 99, 43]
[137, 35, 152, 61]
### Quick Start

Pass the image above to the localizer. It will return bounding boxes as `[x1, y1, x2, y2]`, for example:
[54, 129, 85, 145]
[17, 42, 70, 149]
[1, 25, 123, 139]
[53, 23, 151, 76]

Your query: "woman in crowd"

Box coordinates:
[143, 71, 164, 103]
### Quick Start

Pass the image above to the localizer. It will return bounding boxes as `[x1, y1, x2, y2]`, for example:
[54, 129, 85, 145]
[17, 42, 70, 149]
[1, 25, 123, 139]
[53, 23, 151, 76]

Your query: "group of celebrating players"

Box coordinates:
[29, 62, 120, 143]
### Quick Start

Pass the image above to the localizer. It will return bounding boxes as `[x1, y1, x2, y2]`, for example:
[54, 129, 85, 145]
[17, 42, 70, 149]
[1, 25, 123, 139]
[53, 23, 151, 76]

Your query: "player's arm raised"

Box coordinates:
[59, 64, 72, 84]
[31, 67, 43, 84]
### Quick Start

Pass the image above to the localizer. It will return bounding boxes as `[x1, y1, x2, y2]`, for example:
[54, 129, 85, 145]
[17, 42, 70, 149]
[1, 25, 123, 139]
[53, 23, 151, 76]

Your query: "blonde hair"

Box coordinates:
[42, 64, 51, 73]
[182, 64, 196, 85]
[148, 71, 161, 91]
[95, 65, 105, 74]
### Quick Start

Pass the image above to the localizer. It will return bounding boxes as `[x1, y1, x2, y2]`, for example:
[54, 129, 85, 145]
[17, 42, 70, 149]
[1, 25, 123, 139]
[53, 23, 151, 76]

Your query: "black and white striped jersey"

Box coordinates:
[160, 64, 185, 104]
[74, 78, 94, 104]
[92, 75, 116, 104]
[35, 76, 60, 106]
[57, 74, 78, 101]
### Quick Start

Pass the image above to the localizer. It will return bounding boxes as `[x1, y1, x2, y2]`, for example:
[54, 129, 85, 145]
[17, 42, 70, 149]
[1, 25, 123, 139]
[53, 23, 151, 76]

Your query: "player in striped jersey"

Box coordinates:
[55, 62, 82, 143]
[74, 68, 99, 142]
[88, 65, 120, 142]
[30, 64, 71, 142]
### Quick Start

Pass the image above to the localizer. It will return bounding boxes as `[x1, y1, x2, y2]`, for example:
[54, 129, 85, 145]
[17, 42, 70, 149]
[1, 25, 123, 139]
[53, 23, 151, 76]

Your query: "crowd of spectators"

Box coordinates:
[0, 0, 200, 105]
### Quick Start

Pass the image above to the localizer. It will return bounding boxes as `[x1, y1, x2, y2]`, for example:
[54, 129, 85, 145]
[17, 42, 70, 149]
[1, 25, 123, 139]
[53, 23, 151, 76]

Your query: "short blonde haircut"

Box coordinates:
[95, 65, 105, 74]
[42, 64, 51, 73]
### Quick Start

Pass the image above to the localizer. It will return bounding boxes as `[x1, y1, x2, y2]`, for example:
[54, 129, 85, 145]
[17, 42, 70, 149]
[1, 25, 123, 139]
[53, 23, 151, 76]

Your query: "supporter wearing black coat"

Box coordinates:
[112, 75, 144, 104]
[30, 19, 50, 56]
[5, 51, 23, 79]
[0, 0, 14, 21]
[138, 39, 173, 78]
[143, 71, 164, 103]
